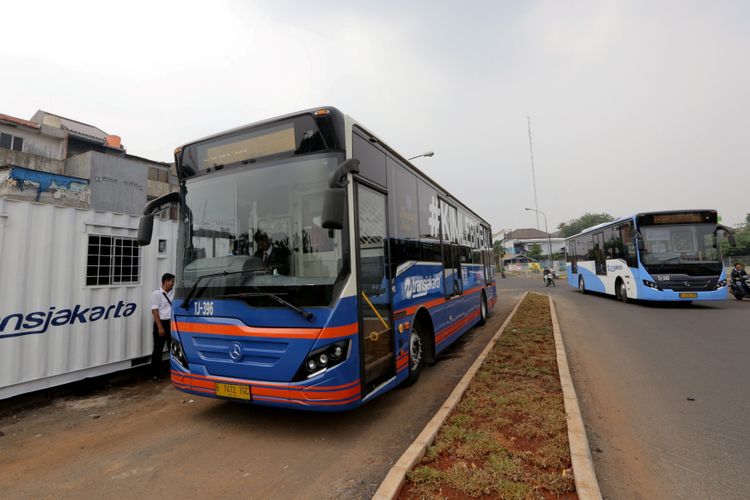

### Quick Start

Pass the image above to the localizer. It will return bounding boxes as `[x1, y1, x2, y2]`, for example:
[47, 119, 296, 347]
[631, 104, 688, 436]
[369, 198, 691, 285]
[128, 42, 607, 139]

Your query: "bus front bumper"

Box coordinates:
[169, 360, 363, 412]
[637, 285, 728, 301]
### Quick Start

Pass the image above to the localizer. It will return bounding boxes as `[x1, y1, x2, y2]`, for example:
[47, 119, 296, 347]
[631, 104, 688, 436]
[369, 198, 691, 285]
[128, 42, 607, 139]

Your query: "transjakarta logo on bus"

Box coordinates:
[0, 301, 137, 339]
[403, 273, 442, 300]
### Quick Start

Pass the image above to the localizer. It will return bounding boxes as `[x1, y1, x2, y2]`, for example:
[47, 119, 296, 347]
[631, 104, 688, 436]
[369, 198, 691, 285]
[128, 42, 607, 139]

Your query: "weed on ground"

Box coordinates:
[400, 293, 576, 499]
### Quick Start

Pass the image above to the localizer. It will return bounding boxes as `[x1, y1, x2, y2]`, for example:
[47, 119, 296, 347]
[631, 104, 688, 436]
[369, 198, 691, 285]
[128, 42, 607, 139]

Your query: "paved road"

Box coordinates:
[510, 275, 750, 500]
[0, 288, 523, 499]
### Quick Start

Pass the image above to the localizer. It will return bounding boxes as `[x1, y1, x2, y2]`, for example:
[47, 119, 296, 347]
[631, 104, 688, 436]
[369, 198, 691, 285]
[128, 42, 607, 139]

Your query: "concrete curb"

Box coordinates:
[548, 295, 602, 500]
[372, 292, 528, 500]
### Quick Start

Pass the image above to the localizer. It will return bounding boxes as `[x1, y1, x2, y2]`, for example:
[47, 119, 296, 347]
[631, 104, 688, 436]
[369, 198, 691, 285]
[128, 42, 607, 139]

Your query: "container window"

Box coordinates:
[86, 235, 141, 286]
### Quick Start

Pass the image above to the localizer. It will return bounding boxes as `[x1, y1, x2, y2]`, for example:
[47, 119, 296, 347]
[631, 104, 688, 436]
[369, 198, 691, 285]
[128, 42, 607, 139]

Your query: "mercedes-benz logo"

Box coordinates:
[683, 282, 691, 288]
[229, 342, 243, 361]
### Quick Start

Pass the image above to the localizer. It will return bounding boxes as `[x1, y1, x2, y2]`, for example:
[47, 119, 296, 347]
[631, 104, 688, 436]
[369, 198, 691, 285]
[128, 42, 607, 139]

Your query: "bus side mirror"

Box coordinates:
[634, 231, 644, 250]
[137, 191, 179, 246]
[321, 189, 346, 230]
[138, 214, 155, 246]
[328, 159, 360, 188]
[716, 224, 736, 247]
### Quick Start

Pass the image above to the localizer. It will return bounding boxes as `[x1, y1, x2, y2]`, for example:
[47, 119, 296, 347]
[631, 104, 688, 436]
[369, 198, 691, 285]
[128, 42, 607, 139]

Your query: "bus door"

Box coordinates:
[355, 183, 395, 394]
[593, 232, 607, 275]
[440, 200, 463, 297]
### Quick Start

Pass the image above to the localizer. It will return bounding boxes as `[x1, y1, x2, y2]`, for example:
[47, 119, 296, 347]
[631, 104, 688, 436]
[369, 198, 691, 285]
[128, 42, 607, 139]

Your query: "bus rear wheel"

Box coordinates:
[578, 276, 586, 294]
[478, 292, 488, 325]
[404, 324, 425, 386]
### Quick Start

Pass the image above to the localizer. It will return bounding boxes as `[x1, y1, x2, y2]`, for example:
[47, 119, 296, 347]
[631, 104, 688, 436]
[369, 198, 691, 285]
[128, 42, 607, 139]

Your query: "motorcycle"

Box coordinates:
[729, 274, 750, 300]
[544, 273, 555, 287]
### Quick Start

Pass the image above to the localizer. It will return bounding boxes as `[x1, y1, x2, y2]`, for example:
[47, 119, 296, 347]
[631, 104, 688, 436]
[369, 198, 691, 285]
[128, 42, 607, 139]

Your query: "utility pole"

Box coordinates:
[527, 115, 539, 229]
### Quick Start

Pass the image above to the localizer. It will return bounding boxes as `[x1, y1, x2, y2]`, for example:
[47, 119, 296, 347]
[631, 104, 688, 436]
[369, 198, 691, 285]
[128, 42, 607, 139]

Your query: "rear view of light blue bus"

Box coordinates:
[565, 210, 734, 302]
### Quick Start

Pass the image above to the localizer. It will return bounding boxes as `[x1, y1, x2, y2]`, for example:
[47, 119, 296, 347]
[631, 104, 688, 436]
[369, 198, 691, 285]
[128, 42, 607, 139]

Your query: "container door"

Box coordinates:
[355, 183, 395, 393]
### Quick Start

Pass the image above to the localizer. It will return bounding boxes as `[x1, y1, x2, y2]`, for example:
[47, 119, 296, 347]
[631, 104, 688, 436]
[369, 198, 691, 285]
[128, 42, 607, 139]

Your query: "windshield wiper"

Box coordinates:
[181, 267, 267, 309]
[217, 292, 314, 321]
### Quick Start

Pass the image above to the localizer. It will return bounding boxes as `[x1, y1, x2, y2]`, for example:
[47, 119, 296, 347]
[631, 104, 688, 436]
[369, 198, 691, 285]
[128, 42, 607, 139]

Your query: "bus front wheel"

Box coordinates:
[617, 280, 629, 303]
[578, 276, 586, 294]
[404, 325, 425, 386]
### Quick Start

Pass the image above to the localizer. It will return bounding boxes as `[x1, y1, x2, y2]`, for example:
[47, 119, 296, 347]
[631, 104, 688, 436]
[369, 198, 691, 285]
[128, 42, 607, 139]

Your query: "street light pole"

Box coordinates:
[407, 151, 435, 161]
[525, 207, 553, 267]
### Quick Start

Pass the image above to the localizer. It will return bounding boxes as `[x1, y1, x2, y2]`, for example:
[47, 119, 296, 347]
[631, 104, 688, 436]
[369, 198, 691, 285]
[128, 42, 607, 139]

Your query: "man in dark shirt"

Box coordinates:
[731, 262, 747, 281]
[253, 230, 290, 275]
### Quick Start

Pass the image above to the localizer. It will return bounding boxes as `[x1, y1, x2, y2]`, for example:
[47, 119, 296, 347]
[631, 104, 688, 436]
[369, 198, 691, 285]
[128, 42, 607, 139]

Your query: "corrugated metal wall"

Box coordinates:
[0, 198, 177, 399]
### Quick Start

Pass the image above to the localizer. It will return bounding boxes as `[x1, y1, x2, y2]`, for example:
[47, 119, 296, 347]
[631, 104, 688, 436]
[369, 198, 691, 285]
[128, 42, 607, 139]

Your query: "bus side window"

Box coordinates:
[353, 131, 386, 188]
[387, 156, 419, 277]
[417, 180, 442, 263]
[620, 222, 638, 268]
[604, 226, 615, 259]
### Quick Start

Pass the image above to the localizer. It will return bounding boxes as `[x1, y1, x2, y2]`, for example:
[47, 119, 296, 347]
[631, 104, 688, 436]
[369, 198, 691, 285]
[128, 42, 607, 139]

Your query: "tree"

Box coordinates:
[557, 212, 615, 238]
[493, 240, 505, 260]
[527, 243, 543, 261]
[723, 215, 750, 256]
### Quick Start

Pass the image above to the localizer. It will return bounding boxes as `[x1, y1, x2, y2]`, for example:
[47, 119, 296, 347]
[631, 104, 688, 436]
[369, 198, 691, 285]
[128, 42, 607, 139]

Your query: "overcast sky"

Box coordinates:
[2, 0, 748, 232]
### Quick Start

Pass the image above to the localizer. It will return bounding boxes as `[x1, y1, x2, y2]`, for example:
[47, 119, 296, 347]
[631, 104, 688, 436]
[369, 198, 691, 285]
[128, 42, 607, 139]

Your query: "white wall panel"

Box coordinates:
[0, 198, 177, 399]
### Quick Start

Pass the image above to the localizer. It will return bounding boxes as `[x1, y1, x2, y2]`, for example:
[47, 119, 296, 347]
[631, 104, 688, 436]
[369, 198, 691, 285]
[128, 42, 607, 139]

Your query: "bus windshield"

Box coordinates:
[639, 223, 721, 273]
[176, 153, 348, 306]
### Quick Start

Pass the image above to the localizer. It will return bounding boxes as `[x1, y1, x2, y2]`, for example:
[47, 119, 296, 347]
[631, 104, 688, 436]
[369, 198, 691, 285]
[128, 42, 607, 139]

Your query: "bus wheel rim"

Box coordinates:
[410, 331, 422, 371]
[481, 296, 487, 319]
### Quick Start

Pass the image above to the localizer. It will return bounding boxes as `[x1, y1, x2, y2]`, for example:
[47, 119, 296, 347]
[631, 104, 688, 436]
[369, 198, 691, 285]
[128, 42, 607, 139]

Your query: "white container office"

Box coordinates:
[0, 198, 177, 399]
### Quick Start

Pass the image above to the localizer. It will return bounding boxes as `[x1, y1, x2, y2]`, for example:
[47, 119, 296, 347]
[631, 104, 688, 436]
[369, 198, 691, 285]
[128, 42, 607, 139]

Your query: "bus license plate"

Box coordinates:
[215, 383, 251, 400]
[679, 293, 697, 299]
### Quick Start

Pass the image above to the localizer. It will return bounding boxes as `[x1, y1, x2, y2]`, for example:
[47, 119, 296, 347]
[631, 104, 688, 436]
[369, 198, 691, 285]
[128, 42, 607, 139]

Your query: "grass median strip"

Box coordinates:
[400, 293, 576, 499]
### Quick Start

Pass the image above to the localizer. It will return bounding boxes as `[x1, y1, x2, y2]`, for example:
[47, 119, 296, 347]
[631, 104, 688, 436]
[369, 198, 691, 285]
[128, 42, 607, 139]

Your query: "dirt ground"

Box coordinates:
[0, 289, 524, 499]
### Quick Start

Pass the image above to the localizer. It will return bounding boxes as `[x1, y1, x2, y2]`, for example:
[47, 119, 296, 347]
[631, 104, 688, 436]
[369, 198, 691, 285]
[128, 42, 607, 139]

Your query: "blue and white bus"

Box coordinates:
[138, 107, 496, 411]
[565, 210, 734, 302]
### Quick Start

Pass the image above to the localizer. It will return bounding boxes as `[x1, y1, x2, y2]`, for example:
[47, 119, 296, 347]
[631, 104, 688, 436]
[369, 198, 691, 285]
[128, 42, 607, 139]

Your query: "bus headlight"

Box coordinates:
[170, 337, 189, 369]
[715, 279, 727, 289]
[642, 280, 662, 290]
[294, 340, 350, 381]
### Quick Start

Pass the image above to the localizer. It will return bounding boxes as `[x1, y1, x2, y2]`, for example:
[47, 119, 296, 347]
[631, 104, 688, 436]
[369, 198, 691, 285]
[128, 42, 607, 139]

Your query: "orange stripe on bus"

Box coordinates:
[316, 322, 359, 338]
[394, 285, 486, 317]
[435, 308, 480, 344]
[175, 321, 357, 340]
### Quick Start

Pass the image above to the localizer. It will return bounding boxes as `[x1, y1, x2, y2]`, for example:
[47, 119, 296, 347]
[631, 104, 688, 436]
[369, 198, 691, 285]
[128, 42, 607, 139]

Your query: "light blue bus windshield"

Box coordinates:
[639, 223, 722, 275]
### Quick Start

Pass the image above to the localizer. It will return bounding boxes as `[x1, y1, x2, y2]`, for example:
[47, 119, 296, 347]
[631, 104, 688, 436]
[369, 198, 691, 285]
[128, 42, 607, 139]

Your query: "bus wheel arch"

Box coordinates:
[615, 278, 628, 303]
[403, 313, 428, 387]
[413, 308, 436, 365]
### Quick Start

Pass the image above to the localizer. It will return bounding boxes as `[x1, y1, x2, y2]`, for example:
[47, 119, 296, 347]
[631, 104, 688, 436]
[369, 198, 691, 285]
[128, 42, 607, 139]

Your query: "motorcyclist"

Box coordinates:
[730, 263, 748, 293]
[543, 267, 554, 286]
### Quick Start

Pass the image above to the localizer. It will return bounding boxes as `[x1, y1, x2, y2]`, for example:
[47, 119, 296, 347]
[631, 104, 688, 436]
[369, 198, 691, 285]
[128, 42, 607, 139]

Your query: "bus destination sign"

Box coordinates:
[202, 125, 296, 168]
[652, 213, 708, 224]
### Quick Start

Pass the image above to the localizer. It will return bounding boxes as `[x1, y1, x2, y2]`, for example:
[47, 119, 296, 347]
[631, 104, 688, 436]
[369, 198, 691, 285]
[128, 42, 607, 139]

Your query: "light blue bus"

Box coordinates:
[565, 210, 734, 302]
